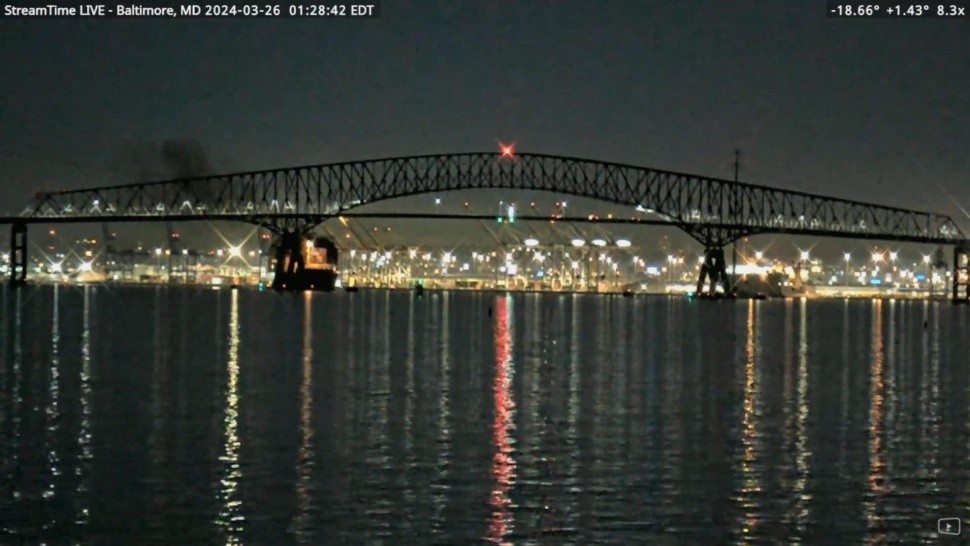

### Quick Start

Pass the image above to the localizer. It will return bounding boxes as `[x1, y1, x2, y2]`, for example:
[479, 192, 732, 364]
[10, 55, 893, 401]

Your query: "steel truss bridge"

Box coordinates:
[4, 151, 970, 299]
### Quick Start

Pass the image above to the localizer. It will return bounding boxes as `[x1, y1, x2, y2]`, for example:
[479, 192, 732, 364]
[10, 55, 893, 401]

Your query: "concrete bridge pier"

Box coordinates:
[953, 245, 970, 303]
[696, 246, 730, 295]
[8, 222, 27, 287]
[686, 226, 750, 296]
[271, 229, 307, 290]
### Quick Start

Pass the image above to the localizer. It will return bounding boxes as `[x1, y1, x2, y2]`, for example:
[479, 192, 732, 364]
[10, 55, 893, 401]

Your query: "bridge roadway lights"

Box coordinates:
[8, 222, 27, 288]
[953, 245, 970, 304]
[695, 247, 730, 295]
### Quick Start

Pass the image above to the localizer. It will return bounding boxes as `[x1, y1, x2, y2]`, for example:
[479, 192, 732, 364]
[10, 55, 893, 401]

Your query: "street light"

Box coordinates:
[923, 254, 933, 296]
[571, 238, 586, 247]
[524, 237, 539, 247]
[755, 250, 763, 261]
[800, 250, 810, 262]
[616, 239, 632, 248]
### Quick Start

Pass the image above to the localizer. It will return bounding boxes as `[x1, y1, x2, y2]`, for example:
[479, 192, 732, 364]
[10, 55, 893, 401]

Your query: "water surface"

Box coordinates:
[1, 286, 968, 544]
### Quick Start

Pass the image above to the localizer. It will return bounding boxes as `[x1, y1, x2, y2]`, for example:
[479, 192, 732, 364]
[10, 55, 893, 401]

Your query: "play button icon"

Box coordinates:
[938, 518, 961, 536]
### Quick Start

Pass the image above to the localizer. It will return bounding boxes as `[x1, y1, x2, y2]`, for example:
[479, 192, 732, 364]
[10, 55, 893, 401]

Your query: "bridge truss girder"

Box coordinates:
[13, 151, 970, 298]
[21, 152, 965, 245]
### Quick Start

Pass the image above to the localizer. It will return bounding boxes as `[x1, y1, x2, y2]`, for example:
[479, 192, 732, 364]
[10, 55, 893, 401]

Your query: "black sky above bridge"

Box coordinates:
[1, 0, 968, 236]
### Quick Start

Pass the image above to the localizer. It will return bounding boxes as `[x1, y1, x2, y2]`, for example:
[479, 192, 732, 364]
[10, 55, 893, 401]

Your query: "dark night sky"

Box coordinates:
[1, 1, 968, 234]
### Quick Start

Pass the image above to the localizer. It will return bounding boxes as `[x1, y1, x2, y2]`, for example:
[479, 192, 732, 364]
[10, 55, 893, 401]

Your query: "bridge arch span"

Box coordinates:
[26, 152, 964, 248]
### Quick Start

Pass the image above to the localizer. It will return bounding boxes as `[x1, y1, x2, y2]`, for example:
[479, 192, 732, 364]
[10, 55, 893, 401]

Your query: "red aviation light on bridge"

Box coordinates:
[498, 142, 516, 159]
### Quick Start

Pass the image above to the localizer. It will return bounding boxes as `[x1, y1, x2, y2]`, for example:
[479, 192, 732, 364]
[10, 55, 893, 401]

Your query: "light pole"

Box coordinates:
[871, 251, 884, 288]
[923, 254, 932, 297]
[228, 245, 243, 282]
[889, 251, 899, 287]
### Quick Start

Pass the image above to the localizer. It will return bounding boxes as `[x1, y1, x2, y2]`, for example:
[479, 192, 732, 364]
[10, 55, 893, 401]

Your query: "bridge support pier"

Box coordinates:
[695, 246, 730, 295]
[271, 230, 306, 290]
[685, 226, 751, 297]
[953, 245, 970, 304]
[8, 222, 27, 287]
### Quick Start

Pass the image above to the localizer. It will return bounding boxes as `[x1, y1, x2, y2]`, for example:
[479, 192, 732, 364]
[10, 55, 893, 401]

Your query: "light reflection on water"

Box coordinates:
[293, 291, 314, 541]
[488, 295, 516, 544]
[0, 286, 969, 544]
[216, 289, 243, 543]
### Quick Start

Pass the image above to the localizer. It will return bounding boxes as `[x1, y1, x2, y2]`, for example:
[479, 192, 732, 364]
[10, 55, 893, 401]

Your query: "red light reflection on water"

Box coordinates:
[487, 297, 516, 544]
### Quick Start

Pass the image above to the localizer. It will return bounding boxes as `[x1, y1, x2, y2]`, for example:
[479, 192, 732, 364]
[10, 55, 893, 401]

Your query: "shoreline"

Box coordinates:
[9, 280, 956, 301]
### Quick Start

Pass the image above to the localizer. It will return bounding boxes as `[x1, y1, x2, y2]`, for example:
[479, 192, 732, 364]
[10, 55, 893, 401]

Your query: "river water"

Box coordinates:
[0, 286, 968, 544]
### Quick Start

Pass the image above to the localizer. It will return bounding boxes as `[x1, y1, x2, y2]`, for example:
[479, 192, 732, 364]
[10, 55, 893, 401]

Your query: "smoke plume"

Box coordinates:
[161, 138, 212, 179]
[111, 138, 213, 182]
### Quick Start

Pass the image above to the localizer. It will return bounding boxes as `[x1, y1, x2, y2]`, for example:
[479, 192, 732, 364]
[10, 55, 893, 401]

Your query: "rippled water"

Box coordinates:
[1, 286, 969, 544]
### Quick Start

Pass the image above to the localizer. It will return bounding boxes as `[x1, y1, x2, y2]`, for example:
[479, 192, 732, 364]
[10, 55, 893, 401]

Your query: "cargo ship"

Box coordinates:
[271, 234, 339, 292]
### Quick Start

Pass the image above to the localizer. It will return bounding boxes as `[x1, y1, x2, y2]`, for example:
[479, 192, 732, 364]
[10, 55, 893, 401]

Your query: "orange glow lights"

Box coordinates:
[499, 141, 516, 159]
